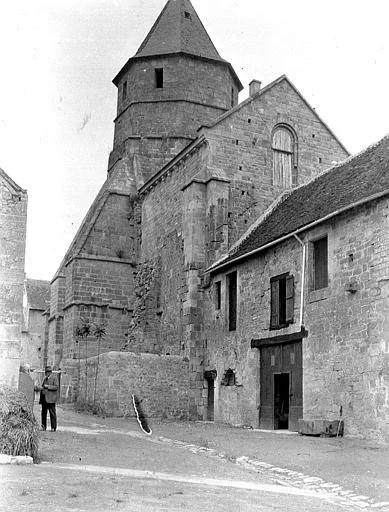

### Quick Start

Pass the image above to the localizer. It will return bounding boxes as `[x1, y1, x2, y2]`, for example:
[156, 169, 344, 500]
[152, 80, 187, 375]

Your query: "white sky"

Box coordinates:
[0, 0, 388, 281]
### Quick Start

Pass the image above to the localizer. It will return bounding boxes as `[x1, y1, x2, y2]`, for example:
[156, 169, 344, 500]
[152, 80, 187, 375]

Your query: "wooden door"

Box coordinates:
[259, 340, 302, 431]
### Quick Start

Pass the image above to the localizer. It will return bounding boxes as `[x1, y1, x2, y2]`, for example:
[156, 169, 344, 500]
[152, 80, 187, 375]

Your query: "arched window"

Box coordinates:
[221, 368, 236, 386]
[272, 126, 297, 188]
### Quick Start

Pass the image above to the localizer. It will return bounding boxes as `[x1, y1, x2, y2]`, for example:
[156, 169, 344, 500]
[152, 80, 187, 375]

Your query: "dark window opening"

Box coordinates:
[319, 157, 322, 163]
[312, 237, 328, 290]
[155, 68, 164, 88]
[222, 368, 236, 386]
[227, 271, 237, 331]
[122, 81, 127, 101]
[214, 281, 221, 310]
[231, 87, 235, 107]
[184, 11, 191, 19]
[248, 118, 252, 123]
[270, 274, 294, 330]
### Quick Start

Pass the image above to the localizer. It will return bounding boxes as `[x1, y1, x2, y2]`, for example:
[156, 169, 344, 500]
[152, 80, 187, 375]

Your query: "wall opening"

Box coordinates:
[274, 373, 289, 429]
[155, 68, 164, 89]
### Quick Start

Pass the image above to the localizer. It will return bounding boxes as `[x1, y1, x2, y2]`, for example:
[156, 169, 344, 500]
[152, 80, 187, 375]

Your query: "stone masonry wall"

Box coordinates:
[0, 177, 27, 387]
[21, 309, 46, 369]
[114, 55, 236, 143]
[76, 351, 189, 419]
[204, 78, 349, 248]
[205, 197, 389, 441]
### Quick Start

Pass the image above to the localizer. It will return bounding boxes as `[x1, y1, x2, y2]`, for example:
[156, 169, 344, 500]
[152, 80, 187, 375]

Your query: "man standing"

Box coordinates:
[36, 366, 59, 431]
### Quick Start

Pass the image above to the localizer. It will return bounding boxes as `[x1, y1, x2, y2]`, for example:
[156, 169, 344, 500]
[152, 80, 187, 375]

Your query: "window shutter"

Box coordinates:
[285, 275, 294, 324]
[270, 280, 279, 329]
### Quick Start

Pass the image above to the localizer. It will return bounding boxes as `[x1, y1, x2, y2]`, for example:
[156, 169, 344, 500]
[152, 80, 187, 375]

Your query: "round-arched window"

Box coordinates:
[272, 126, 296, 188]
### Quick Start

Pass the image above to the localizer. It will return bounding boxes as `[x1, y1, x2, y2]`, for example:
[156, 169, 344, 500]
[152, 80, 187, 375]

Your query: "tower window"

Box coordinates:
[122, 81, 127, 101]
[155, 68, 164, 88]
[231, 87, 235, 108]
[184, 11, 191, 19]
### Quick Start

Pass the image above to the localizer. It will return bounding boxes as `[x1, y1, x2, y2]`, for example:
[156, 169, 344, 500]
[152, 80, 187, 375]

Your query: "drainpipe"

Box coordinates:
[293, 234, 306, 327]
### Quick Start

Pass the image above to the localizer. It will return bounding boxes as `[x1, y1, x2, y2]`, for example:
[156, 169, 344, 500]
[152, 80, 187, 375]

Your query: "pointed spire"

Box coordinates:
[135, 0, 224, 62]
[113, 0, 242, 90]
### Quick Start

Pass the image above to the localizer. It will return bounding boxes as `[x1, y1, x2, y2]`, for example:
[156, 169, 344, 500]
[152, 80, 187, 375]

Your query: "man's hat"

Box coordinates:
[45, 366, 53, 372]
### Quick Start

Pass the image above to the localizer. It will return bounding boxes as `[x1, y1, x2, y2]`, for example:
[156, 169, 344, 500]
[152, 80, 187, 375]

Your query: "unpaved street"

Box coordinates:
[1, 406, 388, 511]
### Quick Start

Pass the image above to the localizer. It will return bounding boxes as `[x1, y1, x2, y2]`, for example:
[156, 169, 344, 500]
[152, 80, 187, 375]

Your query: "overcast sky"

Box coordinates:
[1, 0, 388, 281]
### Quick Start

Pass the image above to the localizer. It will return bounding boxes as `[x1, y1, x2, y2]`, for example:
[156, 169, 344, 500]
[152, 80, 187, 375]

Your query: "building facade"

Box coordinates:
[21, 279, 50, 370]
[206, 137, 389, 441]
[43, 0, 389, 441]
[0, 168, 28, 388]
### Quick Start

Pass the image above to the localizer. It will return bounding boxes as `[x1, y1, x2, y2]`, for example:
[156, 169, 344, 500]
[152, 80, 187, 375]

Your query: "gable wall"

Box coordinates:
[205, 79, 349, 247]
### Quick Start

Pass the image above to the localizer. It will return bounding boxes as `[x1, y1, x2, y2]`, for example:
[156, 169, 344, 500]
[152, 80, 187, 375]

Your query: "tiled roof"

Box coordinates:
[212, 134, 389, 271]
[26, 279, 50, 310]
[136, 0, 224, 62]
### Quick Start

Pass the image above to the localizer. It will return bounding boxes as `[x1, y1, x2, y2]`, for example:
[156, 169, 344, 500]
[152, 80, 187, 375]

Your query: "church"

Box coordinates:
[46, 0, 389, 441]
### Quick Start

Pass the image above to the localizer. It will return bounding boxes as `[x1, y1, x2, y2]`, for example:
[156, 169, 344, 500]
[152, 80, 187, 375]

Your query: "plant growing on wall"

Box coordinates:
[75, 321, 91, 403]
[92, 324, 106, 407]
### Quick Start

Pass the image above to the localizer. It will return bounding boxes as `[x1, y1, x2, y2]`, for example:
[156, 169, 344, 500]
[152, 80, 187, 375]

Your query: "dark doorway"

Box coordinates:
[274, 373, 289, 429]
[259, 341, 302, 431]
[206, 377, 215, 421]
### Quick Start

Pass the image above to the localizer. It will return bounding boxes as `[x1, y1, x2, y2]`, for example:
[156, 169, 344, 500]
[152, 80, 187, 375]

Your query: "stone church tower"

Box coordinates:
[108, 0, 242, 185]
[47, 0, 348, 421]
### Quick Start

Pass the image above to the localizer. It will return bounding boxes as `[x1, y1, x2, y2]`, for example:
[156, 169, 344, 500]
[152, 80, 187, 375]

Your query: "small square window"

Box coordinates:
[184, 11, 191, 19]
[155, 68, 164, 88]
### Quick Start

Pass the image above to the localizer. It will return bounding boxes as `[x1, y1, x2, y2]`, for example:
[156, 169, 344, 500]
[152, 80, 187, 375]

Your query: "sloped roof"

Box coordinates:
[26, 279, 50, 310]
[0, 167, 26, 195]
[200, 75, 348, 155]
[52, 158, 138, 282]
[210, 134, 389, 272]
[136, 0, 223, 61]
[113, 0, 242, 89]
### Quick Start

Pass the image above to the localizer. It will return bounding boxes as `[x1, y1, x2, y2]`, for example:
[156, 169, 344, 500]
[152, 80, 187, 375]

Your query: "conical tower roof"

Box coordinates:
[113, 0, 242, 89]
[135, 0, 223, 62]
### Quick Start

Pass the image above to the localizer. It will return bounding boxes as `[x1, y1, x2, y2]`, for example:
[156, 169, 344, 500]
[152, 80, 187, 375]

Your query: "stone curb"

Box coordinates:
[0, 454, 33, 465]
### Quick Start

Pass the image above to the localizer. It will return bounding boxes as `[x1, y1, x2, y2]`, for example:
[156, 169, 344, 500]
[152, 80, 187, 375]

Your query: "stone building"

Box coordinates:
[21, 278, 50, 370]
[48, 0, 389, 428]
[0, 168, 28, 388]
[206, 136, 389, 441]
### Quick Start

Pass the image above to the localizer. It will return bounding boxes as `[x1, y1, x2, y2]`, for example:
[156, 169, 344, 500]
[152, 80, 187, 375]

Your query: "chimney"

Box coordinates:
[249, 79, 262, 97]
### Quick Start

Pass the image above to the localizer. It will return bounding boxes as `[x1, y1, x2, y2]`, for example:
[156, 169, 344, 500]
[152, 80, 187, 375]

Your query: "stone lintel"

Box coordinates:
[251, 327, 308, 348]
